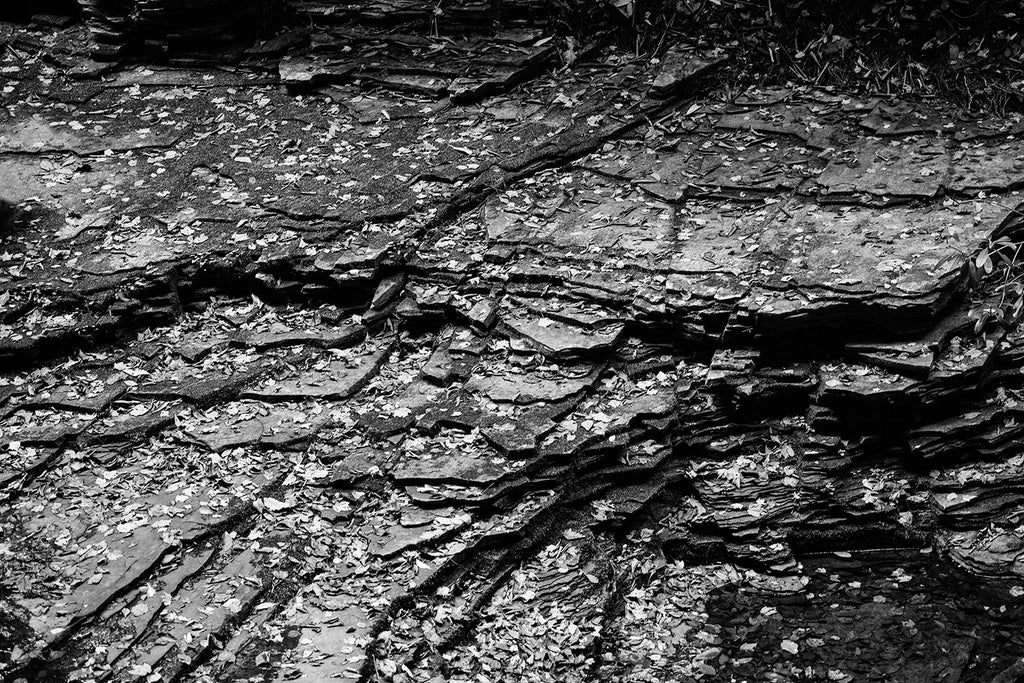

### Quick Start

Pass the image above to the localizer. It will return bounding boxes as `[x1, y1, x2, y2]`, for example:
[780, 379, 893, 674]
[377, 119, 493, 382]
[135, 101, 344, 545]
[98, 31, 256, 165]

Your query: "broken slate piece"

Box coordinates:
[651, 48, 727, 97]
[185, 405, 328, 451]
[466, 367, 598, 404]
[242, 341, 393, 401]
[370, 273, 405, 310]
[279, 56, 354, 86]
[236, 322, 364, 350]
[391, 448, 512, 486]
[465, 298, 499, 330]
[502, 315, 624, 361]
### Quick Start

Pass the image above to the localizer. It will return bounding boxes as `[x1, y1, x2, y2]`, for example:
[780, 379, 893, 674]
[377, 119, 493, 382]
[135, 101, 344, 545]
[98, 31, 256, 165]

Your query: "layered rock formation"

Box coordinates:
[3, 9, 1024, 683]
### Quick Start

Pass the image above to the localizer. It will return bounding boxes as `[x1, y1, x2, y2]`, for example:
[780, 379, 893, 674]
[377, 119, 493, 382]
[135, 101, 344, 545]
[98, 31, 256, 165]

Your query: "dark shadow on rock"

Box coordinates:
[702, 550, 1024, 682]
[0, 0, 78, 22]
[0, 200, 17, 234]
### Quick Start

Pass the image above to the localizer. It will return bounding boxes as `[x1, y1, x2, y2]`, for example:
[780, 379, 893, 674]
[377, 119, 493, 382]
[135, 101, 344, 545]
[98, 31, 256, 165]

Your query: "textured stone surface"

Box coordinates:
[3, 9, 1024, 683]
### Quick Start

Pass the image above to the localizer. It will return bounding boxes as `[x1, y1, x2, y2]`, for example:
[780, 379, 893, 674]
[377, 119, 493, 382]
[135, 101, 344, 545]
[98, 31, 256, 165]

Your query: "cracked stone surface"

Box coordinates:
[3, 7, 1024, 683]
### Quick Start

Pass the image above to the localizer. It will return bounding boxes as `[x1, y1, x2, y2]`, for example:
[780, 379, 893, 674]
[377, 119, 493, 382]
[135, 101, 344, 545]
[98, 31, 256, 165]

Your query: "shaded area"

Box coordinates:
[704, 550, 1024, 682]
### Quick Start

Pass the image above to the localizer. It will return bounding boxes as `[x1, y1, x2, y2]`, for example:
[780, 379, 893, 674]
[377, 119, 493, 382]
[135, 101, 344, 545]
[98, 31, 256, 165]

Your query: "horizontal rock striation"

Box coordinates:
[3, 9, 1024, 683]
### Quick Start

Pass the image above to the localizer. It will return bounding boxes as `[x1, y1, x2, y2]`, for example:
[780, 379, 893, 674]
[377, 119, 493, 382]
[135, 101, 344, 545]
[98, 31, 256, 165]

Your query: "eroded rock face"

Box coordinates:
[3, 9, 1024, 683]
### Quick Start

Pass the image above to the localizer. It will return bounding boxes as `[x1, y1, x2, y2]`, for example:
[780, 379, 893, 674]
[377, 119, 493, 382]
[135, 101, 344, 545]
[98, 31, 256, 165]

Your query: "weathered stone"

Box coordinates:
[184, 403, 328, 451]
[949, 140, 1024, 193]
[465, 366, 598, 404]
[320, 443, 391, 486]
[502, 315, 624, 360]
[816, 138, 950, 198]
[78, 402, 183, 447]
[392, 446, 513, 487]
[0, 116, 184, 155]
[242, 340, 393, 401]
[365, 508, 472, 557]
[270, 603, 370, 683]
[369, 273, 405, 310]
[651, 48, 727, 97]
[280, 56, 353, 86]
[21, 369, 127, 412]
[236, 322, 364, 350]
[465, 298, 499, 330]
[688, 136, 823, 192]
[114, 543, 271, 682]
[7, 20, 1024, 683]
[717, 104, 838, 148]
[131, 366, 266, 405]
[0, 446, 60, 489]
[97, 546, 217, 668]
[2, 409, 94, 447]
[357, 379, 442, 435]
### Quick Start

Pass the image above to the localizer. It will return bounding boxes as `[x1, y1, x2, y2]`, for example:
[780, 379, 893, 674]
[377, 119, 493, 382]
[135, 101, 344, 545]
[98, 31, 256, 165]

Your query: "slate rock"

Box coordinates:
[243, 341, 393, 401]
[502, 315, 624, 361]
[651, 48, 727, 97]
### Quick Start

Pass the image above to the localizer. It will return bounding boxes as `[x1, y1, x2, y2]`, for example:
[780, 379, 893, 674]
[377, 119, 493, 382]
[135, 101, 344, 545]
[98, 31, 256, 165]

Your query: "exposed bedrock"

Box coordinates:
[3, 10, 1024, 683]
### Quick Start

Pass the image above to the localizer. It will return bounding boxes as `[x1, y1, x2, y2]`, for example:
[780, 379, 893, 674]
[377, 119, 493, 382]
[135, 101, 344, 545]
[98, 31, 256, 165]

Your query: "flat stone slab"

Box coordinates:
[717, 103, 839, 148]
[816, 138, 950, 198]
[242, 339, 394, 401]
[0, 116, 184, 155]
[392, 447, 513, 487]
[75, 231, 188, 275]
[466, 366, 599, 404]
[183, 402, 329, 451]
[482, 172, 675, 256]
[281, 30, 555, 104]
[131, 367, 263, 405]
[270, 602, 370, 683]
[651, 48, 727, 97]
[688, 136, 823, 192]
[1, 409, 93, 447]
[949, 139, 1024, 193]
[236, 322, 364, 350]
[19, 368, 127, 412]
[501, 315, 625, 361]
[766, 200, 1002, 295]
